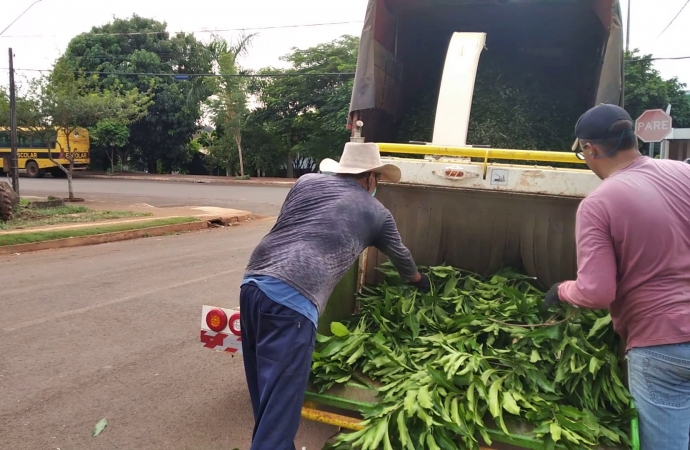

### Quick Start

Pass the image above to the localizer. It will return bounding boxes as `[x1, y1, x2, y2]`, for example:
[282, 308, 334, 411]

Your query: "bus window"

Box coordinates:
[31, 136, 48, 148]
[17, 135, 31, 147]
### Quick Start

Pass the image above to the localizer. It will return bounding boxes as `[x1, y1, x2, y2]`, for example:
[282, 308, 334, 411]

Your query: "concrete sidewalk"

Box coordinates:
[74, 171, 297, 187]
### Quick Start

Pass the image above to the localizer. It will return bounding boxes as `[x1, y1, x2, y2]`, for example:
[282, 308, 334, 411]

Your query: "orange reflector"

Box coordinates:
[206, 308, 228, 332]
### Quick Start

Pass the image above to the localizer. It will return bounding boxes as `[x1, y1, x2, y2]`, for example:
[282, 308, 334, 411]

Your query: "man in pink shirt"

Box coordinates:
[544, 104, 690, 450]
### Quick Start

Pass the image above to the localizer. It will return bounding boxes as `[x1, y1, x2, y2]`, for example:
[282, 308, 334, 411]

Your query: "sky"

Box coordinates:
[1, 0, 689, 90]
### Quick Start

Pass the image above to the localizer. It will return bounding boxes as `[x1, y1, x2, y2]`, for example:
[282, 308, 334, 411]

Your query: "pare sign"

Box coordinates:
[635, 109, 673, 143]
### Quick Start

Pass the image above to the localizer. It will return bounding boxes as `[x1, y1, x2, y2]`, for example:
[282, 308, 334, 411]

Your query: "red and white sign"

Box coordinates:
[635, 109, 673, 143]
[200, 305, 243, 355]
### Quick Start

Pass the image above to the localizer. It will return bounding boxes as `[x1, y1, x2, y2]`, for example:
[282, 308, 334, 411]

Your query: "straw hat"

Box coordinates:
[319, 142, 401, 183]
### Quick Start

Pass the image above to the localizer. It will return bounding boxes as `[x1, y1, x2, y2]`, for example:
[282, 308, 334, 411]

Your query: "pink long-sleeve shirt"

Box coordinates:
[559, 156, 690, 351]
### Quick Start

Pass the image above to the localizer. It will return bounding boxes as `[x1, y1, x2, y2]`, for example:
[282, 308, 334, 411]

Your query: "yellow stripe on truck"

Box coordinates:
[377, 142, 586, 165]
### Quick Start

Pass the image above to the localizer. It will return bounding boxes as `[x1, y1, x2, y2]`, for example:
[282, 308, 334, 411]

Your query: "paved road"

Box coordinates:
[18, 178, 291, 216]
[0, 221, 337, 450]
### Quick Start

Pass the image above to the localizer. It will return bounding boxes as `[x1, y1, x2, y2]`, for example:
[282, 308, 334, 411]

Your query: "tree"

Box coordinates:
[58, 15, 214, 173]
[625, 49, 690, 128]
[249, 35, 359, 177]
[188, 33, 255, 177]
[90, 119, 130, 174]
[16, 64, 150, 199]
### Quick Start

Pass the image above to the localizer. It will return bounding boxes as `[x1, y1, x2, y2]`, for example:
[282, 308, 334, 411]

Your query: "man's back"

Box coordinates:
[245, 173, 416, 315]
[580, 156, 690, 348]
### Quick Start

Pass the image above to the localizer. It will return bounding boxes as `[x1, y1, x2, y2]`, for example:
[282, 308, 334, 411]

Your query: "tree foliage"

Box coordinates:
[249, 35, 358, 177]
[58, 14, 213, 172]
[194, 33, 256, 177]
[624, 49, 690, 129]
[12, 63, 150, 198]
[90, 119, 131, 174]
[8, 26, 690, 181]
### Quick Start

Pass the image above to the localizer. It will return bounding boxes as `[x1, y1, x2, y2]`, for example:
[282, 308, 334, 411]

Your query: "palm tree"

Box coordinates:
[188, 33, 256, 177]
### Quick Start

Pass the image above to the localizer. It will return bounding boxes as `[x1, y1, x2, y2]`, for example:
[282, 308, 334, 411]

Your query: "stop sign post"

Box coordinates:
[635, 109, 672, 143]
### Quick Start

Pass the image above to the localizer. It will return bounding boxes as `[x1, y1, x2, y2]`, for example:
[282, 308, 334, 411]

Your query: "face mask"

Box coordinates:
[368, 174, 378, 196]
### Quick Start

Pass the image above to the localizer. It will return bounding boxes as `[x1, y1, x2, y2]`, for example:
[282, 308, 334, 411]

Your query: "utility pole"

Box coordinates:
[8, 48, 19, 196]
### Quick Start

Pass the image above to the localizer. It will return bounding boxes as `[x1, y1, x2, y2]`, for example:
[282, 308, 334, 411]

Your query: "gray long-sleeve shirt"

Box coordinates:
[244, 173, 418, 315]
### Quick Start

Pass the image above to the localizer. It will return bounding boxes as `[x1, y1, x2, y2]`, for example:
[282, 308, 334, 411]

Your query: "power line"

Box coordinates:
[656, 0, 690, 39]
[0, 0, 43, 36]
[625, 55, 690, 62]
[0, 20, 363, 38]
[1, 68, 356, 78]
[3, 56, 686, 77]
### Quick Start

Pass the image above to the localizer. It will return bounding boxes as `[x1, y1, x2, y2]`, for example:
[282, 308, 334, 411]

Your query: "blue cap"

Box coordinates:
[575, 104, 633, 140]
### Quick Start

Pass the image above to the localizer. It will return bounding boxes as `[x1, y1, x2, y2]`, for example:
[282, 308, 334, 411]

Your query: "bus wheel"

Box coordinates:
[50, 168, 66, 178]
[26, 161, 44, 178]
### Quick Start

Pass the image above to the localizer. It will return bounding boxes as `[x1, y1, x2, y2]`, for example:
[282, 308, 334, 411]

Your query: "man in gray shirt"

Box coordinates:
[239, 142, 428, 449]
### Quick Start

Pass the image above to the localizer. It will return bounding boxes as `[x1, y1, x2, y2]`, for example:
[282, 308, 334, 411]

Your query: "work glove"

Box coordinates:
[544, 283, 562, 309]
[411, 273, 431, 293]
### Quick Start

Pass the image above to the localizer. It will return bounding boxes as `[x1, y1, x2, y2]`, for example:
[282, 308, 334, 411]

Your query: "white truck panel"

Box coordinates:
[386, 157, 601, 198]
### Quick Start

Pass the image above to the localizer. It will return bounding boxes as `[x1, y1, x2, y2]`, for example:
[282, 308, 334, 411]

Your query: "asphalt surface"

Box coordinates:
[0, 220, 337, 450]
[17, 178, 291, 216]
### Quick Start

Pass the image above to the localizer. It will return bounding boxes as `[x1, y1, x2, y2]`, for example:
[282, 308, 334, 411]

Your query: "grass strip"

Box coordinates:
[0, 217, 200, 247]
[1, 205, 152, 230]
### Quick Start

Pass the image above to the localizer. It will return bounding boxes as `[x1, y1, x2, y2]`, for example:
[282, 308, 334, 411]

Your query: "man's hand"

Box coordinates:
[410, 273, 431, 293]
[544, 283, 562, 308]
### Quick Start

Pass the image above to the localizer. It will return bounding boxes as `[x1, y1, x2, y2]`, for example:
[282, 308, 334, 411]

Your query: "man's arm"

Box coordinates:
[558, 202, 617, 310]
[373, 210, 422, 283]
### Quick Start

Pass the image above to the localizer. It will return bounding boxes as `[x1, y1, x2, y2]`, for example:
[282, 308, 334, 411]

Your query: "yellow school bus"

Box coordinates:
[0, 127, 91, 178]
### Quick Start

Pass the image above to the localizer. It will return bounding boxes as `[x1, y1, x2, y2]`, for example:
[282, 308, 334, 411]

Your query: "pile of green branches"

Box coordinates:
[311, 264, 636, 450]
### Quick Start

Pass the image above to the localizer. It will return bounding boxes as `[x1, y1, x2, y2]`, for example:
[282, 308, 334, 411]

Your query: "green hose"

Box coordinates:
[630, 400, 640, 450]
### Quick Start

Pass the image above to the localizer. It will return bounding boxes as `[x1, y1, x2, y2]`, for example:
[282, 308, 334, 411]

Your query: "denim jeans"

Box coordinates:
[626, 342, 690, 450]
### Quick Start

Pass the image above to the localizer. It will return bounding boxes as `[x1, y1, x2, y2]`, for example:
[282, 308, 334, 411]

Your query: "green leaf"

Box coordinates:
[488, 378, 503, 418]
[530, 349, 542, 363]
[330, 322, 350, 337]
[404, 390, 418, 416]
[426, 432, 442, 450]
[599, 425, 622, 443]
[550, 422, 562, 442]
[417, 385, 433, 409]
[502, 391, 521, 415]
[589, 356, 604, 375]
[587, 314, 612, 338]
[533, 370, 556, 394]
[93, 418, 107, 437]
[370, 417, 389, 450]
[396, 409, 414, 449]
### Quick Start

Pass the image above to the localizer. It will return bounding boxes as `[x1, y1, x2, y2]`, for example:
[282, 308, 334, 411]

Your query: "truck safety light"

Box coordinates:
[206, 308, 228, 332]
[229, 313, 241, 336]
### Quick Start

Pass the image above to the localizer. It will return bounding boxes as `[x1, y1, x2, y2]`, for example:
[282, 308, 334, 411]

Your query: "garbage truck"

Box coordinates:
[201, 0, 640, 447]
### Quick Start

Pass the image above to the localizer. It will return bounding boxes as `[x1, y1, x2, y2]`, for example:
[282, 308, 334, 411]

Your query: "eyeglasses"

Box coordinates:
[574, 142, 589, 160]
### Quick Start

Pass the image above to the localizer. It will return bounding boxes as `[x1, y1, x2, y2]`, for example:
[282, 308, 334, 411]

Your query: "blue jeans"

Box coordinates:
[627, 342, 690, 450]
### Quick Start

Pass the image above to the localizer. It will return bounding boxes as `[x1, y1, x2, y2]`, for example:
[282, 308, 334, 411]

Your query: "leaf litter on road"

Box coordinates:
[93, 418, 107, 437]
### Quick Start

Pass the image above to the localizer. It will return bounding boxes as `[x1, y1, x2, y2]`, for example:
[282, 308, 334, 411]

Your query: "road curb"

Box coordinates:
[1, 220, 212, 255]
[76, 174, 296, 187]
